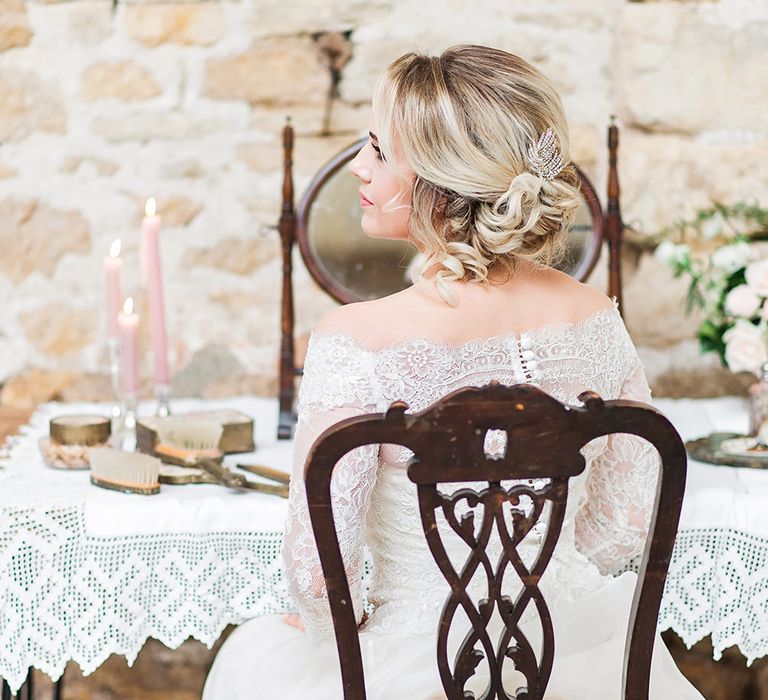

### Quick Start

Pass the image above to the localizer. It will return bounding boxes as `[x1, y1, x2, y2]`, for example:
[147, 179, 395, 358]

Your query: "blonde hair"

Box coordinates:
[372, 45, 582, 302]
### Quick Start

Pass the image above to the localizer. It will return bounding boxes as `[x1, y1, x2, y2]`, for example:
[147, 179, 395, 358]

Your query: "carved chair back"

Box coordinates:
[276, 124, 625, 439]
[304, 383, 686, 700]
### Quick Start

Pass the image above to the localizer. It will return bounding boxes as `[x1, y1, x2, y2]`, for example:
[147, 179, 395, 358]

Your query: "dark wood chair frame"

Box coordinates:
[303, 383, 686, 700]
[278, 123, 624, 438]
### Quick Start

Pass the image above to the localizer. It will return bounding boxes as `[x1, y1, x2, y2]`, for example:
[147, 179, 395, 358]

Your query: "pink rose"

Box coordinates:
[724, 320, 768, 375]
[746, 259, 768, 297]
[725, 284, 761, 318]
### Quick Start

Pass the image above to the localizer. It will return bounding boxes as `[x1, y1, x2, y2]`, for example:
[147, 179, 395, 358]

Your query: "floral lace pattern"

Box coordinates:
[282, 305, 663, 638]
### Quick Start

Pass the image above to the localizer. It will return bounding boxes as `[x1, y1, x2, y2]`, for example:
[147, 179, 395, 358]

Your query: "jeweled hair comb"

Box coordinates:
[526, 128, 566, 181]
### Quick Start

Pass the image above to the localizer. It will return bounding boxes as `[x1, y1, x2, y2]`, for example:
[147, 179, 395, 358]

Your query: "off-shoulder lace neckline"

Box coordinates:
[310, 299, 620, 354]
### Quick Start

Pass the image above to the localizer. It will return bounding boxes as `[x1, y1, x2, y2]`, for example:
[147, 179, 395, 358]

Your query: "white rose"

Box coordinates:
[724, 320, 768, 375]
[712, 242, 751, 273]
[655, 241, 689, 267]
[725, 284, 761, 318]
[701, 211, 725, 240]
[746, 259, 768, 297]
[763, 299, 768, 321]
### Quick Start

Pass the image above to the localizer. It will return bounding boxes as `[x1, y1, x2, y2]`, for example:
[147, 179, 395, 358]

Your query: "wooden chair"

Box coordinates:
[277, 123, 624, 438]
[303, 383, 686, 700]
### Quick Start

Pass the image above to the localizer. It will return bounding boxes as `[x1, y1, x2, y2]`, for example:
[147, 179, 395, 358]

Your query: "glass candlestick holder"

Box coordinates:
[155, 383, 171, 417]
[116, 393, 138, 452]
[749, 361, 768, 435]
[107, 338, 122, 433]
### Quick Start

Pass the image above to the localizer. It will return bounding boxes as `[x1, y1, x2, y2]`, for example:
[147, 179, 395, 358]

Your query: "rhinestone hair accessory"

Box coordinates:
[527, 128, 566, 181]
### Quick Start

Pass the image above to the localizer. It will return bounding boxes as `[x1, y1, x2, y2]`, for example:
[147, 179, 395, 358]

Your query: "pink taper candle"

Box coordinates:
[141, 197, 170, 386]
[118, 297, 140, 395]
[104, 238, 122, 340]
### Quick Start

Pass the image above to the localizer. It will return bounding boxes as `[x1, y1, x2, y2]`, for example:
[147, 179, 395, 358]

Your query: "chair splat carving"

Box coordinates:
[304, 382, 687, 700]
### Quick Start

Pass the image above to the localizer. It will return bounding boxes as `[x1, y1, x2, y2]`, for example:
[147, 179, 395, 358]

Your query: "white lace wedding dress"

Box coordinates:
[203, 304, 702, 699]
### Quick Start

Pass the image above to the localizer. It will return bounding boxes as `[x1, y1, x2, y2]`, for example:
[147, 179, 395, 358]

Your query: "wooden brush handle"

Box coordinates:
[197, 457, 247, 489]
[236, 463, 291, 484]
[241, 480, 289, 498]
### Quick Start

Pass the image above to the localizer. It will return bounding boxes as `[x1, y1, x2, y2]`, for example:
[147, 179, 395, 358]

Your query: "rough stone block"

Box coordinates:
[183, 237, 279, 276]
[203, 37, 328, 105]
[20, 303, 97, 357]
[237, 133, 354, 179]
[246, 0, 391, 36]
[249, 103, 327, 138]
[0, 69, 66, 141]
[623, 252, 701, 348]
[59, 155, 120, 176]
[149, 195, 202, 227]
[236, 141, 281, 175]
[91, 112, 226, 141]
[0, 369, 78, 410]
[619, 131, 768, 235]
[171, 344, 243, 398]
[160, 159, 205, 179]
[568, 123, 600, 172]
[0, 198, 91, 284]
[0, 0, 32, 50]
[65, 0, 113, 45]
[124, 3, 225, 47]
[617, 4, 768, 132]
[81, 60, 162, 102]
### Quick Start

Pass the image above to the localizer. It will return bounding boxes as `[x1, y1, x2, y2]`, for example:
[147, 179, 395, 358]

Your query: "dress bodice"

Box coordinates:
[283, 303, 660, 638]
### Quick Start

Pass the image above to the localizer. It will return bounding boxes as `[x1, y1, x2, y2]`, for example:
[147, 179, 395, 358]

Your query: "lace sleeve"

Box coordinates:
[574, 348, 661, 575]
[282, 335, 381, 638]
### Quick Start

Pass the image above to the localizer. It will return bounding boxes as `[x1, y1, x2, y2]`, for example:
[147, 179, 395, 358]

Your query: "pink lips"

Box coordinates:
[360, 191, 373, 207]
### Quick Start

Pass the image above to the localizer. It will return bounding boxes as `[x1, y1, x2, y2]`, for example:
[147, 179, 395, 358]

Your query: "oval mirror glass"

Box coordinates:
[304, 167, 600, 303]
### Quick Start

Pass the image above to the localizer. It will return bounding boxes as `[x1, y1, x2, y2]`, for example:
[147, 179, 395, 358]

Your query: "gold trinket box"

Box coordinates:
[42, 414, 111, 470]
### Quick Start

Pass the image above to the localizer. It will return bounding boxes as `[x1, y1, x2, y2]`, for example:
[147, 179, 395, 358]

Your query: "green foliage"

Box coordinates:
[658, 200, 768, 246]
[655, 200, 768, 374]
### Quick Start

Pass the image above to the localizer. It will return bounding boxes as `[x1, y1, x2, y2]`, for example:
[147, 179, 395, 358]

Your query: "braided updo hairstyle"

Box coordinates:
[372, 45, 582, 302]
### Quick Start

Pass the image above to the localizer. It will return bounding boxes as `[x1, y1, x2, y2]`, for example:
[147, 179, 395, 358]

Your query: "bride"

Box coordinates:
[203, 45, 703, 699]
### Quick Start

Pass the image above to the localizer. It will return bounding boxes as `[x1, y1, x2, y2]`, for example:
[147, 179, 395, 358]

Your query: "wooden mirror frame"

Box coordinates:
[277, 122, 624, 439]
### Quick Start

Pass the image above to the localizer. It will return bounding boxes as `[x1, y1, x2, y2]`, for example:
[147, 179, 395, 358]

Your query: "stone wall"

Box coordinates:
[1, 0, 768, 397]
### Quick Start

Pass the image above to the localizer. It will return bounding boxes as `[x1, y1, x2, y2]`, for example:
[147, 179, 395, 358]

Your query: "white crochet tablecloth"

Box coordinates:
[0, 397, 293, 693]
[0, 395, 764, 691]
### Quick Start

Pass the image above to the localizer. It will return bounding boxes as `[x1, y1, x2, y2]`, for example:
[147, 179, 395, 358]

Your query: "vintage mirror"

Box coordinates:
[295, 139, 606, 305]
[278, 125, 623, 437]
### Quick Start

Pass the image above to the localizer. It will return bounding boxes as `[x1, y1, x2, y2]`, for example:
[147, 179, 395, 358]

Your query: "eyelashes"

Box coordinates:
[371, 141, 385, 162]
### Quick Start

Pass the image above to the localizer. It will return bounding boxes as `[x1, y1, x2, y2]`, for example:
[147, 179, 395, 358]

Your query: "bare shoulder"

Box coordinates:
[311, 288, 414, 347]
[535, 267, 615, 319]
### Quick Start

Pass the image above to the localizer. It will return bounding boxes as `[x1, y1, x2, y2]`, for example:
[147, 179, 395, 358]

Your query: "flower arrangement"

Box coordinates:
[656, 202, 768, 375]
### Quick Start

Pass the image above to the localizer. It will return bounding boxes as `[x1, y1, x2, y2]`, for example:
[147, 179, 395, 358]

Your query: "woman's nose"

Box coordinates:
[349, 149, 371, 183]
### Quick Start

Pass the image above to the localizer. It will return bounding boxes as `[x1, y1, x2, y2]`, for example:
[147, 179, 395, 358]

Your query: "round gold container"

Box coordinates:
[50, 415, 111, 446]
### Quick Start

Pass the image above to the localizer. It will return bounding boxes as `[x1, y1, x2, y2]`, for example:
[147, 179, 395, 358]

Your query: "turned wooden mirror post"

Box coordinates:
[276, 121, 624, 439]
[277, 121, 298, 439]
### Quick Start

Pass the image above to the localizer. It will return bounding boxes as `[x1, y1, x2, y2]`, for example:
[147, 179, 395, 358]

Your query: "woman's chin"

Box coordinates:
[360, 218, 382, 239]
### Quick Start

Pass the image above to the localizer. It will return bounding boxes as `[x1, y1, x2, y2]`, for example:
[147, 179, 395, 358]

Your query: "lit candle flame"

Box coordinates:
[123, 297, 134, 315]
[109, 238, 121, 258]
[145, 197, 157, 217]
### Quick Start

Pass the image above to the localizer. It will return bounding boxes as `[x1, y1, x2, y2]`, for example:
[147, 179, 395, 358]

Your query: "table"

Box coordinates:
[655, 397, 768, 666]
[0, 395, 764, 693]
[0, 398, 293, 694]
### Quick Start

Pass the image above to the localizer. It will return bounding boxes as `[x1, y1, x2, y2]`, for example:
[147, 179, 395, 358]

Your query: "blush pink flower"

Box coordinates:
[746, 259, 768, 297]
[724, 320, 768, 375]
[725, 284, 761, 318]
